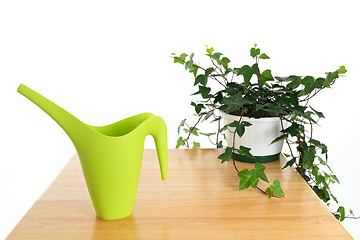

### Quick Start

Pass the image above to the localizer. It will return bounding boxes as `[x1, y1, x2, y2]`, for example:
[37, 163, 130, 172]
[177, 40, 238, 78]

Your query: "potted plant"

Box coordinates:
[171, 44, 358, 221]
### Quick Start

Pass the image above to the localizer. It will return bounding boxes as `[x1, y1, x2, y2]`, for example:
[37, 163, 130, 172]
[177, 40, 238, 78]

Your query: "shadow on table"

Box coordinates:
[91, 214, 139, 239]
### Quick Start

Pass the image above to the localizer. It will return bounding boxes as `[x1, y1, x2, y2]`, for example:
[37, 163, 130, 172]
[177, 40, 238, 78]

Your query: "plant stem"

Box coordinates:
[209, 56, 228, 84]
[300, 131, 306, 176]
[230, 71, 235, 82]
[183, 109, 217, 147]
[300, 79, 337, 103]
[280, 116, 296, 160]
[256, 186, 280, 199]
[331, 212, 360, 220]
[232, 159, 240, 173]
[184, 114, 204, 147]
[216, 117, 220, 147]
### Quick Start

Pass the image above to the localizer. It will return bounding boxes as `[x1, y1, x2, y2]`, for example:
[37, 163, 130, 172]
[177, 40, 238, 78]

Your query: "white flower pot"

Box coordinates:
[219, 111, 286, 163]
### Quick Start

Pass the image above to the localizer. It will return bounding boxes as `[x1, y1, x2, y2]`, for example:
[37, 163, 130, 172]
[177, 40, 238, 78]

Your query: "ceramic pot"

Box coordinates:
[219, 110, 285, 163]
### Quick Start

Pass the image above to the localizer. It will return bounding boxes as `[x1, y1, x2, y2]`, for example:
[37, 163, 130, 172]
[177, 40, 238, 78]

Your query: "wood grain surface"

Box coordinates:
[7, 149, 352, 239]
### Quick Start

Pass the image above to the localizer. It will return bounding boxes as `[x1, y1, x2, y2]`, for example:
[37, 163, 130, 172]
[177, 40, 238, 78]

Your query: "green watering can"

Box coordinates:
[17, 84, 168, 220]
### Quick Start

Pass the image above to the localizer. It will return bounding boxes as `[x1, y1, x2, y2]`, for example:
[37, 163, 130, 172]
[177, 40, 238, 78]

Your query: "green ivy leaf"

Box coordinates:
[203, 111, 214, 121]
[241, 121, 252, 127]
[309, 106, 325, 118]
[250, 47, 260, 58]
[214, 92, 223, 104]
[192, 86, 212, 99]
[173, 58, 183, 64]
[193, 141, 201, 149]
[282, 157, 296, 169]
[173, 57, 183, 65]
[236, 146, 255, 159]
[229, 120, 240, 128]
[251, 63, 260, 75]
[191, 102, 205, 114]
[324, 71, 339, 86]
[180, 53, 188, 60]
[286, 77, 302, 89]
[282, 123, 304, 137]
[309, 138, 327, 154]
[349, 209, 355, 217]
[236, 65, 251, 83]
[312, 186, 330, 202]
[315, 77, 325, 88]
[303, 147, 316, 165]
[173, 53, 188, 65]
[176, 137, 186, 148]
[249, 176, 260, 188]
[194, 74, 205, 86]
[252, 162, 269, 183]
[235, 64, 260, 85]
[236, 125, 245, 137]
[330, 192, 338, 204]
[219, 123, 230, 133]
[177, 119, 186, 134]
[206, 45, 214, 55]
[238, 169, 250, 189]
[266, 187, 274, 199]
[338, 65, 347, 74]
[266, 179, 284, 198]
[184, 126, 199, 136]
[211, 52, 223, 61]
[255, 104, 265, 111]
[237, 156, 273, 192]
[185, 60, 193, 70]
[189, 65, 198, 77]
[275, 75, 301, 82]
[221, 92, 252, 112]
[260, 69, 274, 87]
[199, 132, 216, 137]
[221, 57, 231, 70]
[314, 171, 325, 185]
[259, 53, 270, 59]
[238, 169, 259, 190]
[270, 134, 288, 145]
[302, 76, 324, 94]
[185, 53, 194, 69]
[331, 174, 340, 184]
[337, 206, 345, 221]
[218, 147, 233, 164]
[262, 102, 287, 115]
[282, 153, 290, 158]
[205, 67, 215, 76]
[235, 121, 252, 138]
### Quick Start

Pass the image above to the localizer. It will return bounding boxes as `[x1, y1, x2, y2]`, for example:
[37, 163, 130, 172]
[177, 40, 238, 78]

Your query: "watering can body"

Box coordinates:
[18, 84, 168, 220]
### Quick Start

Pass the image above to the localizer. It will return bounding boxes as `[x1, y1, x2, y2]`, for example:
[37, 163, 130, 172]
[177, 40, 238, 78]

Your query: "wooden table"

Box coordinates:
[8, 149, 352, 239]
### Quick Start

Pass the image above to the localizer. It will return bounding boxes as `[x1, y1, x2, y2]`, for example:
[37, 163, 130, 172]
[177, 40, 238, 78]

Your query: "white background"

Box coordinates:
[1, 0, 359, 239]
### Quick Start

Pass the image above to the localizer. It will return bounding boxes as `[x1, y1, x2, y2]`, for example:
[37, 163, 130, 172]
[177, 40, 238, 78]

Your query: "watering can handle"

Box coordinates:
[146, 115, 168, 180]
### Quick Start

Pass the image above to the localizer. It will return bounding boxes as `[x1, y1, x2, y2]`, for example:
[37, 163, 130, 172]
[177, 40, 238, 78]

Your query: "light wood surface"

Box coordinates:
[8, 149, 352, 239]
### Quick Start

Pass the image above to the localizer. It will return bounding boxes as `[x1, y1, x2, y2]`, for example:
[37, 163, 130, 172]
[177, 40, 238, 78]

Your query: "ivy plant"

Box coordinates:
[171, 44, 358, 221]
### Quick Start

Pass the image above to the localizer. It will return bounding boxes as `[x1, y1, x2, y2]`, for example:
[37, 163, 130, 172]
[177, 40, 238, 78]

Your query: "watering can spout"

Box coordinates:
[17, 84, 88, 145]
